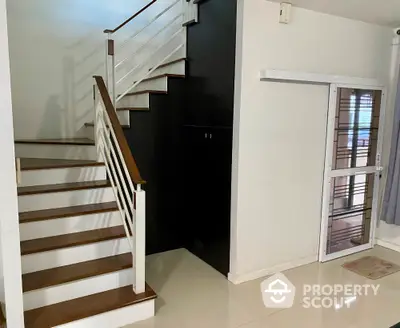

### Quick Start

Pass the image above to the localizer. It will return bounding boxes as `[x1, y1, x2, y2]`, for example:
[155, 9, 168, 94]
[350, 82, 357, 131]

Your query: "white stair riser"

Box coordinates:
[134, 76, 168, 93]
[20, 211, 122, 241]
[55, 299, 155, 328]
[117, 110, 130, 126]
[20, 166, 106, 187]
[148, 60, 185, 78]
[24, 268, 132, 310]
[22, 237, 131, 273]
[117, 93, 149, 108]
[18, 187, 114, 212]
[15, 144, 97, 160]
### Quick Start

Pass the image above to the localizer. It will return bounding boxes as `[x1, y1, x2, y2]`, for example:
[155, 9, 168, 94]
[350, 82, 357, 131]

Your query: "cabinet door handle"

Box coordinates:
[205, 133, 208, 139]
[209, 133, 212, 139]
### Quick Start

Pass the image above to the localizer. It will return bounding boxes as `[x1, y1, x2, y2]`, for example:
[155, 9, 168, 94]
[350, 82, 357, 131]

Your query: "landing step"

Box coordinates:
[84, 122, 129, 128]
[20, 158, 103, 170]
[18, 180, 110, 196]
[15, 138, 95, 146]
[124, 90, 167, 97]
[19, 202, 118, 224]
[23, 253, 131, 292]
[24, 284, 157, 328]
[155, 57, 186, 70]
[138, 73, 185, 83]
[116, 107, 150, 111]
[21, 226, 125, 255]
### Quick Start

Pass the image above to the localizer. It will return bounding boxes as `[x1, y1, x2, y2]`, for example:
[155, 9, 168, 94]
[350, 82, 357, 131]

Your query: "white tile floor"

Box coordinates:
[124, 246, 400, 328]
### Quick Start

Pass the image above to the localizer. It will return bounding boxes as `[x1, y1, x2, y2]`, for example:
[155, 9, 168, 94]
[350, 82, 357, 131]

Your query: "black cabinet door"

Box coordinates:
[182, 126, 210, 246]
[183, 125, 232, 275]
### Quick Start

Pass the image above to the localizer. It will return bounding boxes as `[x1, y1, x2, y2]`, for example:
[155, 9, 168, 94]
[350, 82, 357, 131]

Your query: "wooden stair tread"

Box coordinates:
[138, 73, 185, 83]
[116, 107, 150, 111]
[21, 226, 125, 255]
[23, 253, 132, 292]
[19, 202, 118, 224]
[155, 57, 186, 70]
[18, 180, 110, 196]
[84, 122, 129, 128]
[15, 138, 95, 146]
[20, 158, 103, 171]
[124, 89, 168, 97]
[24, 284, 157, 328]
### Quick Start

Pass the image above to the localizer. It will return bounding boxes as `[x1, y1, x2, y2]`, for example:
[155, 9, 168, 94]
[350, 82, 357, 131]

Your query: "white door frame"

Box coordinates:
[318, 83, 387, 262]
[260, 70, 387, 262]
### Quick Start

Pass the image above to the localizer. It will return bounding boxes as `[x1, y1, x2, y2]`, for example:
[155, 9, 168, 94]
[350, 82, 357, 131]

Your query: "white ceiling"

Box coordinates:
[269, 0, 400, 27]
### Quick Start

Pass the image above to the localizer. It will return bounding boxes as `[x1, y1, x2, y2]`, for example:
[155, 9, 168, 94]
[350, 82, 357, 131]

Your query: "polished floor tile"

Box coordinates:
[124, 246, 400, 328]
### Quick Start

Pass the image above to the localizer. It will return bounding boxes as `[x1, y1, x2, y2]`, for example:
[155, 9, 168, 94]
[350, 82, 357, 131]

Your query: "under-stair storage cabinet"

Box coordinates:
[183, 0, 237, 275]
[182, 126, 233, 275]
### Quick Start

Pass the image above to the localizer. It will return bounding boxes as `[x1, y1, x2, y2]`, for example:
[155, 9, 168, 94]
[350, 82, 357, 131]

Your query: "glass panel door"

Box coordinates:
[320, 86, 384, 262]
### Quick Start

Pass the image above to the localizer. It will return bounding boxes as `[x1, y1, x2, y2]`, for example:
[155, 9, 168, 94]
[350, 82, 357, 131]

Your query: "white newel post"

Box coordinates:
[134, 186, 146, 294]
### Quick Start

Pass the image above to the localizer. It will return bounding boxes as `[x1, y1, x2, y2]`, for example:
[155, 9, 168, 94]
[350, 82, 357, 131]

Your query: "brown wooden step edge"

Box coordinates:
[15, 138, 95, 146]
[123, 89, 168, 97]
[84, 122, 130, 128]
[153, 57, 186, 70]
[116, 107, 150, 111]
[19, 202, 118, 224]
[24, 284, 157, 328]
[18, 180, 111, 196]
[23, 253, 132, 292]
[137, 73, 185, 83]
[21, 226, 125, 255]
[20, 158, 104, 171]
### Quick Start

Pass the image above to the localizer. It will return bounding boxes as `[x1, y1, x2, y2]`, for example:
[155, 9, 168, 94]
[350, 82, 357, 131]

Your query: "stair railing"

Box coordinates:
[103, 0, 198, 106]
[93, 75, 146, 294]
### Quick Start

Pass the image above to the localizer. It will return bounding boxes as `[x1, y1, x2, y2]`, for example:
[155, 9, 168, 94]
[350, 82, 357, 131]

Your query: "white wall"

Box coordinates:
[0, 0, 25, 325]
[7, 0, 182, 139]
[230, 0, 393, 283]
[377, 33, 400, 249]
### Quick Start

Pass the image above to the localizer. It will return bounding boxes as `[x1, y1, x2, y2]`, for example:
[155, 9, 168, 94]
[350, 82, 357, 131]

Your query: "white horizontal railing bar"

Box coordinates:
[116, 13, 183, 72]
[96, 111, 135, 224]
[117, 42, 184, 102]
[98, 135, 135, 244]
[102, 108, 136, 194]
[98, 130, 135, 227]
[118, 0, 180, 51]
[104, 127, 136, 213]
[98, 138, 134, 251]
[98, 125, 135, 218]
[98, 108, 136, 238]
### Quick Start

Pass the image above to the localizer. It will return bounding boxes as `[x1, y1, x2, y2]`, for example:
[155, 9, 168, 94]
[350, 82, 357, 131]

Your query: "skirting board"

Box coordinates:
[376, 239, 400, 253]
[228, 255, 317, 284]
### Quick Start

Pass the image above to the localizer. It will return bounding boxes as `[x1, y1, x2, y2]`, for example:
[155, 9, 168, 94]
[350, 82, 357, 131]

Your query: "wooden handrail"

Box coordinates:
[93, 76, 146, 185]
[104, 0, 158, 34]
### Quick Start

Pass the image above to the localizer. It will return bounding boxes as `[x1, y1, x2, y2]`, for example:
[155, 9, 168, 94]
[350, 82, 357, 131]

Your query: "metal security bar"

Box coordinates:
[332, 89, 380, 170]
[327, 174, 375, 254]
[326, 86, 382, 255]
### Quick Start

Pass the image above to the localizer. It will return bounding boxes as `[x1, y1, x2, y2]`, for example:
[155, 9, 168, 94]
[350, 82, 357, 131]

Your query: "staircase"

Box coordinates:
[17, 157, 155, 328]
[13, 1, 200, 327]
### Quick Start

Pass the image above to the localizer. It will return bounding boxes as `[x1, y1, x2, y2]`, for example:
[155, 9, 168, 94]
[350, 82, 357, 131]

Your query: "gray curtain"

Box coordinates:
[382, 69, 400, 225]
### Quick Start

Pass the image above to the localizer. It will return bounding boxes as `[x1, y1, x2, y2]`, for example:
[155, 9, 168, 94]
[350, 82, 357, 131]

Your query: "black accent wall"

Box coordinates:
[125, 77, 186, 255]
[124, 0, 237, 276]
